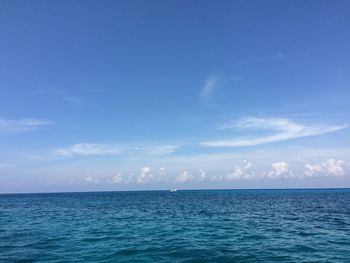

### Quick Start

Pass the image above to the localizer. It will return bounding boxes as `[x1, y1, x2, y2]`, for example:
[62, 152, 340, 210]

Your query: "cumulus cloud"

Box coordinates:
[175, 171, 192, 183]
[323, 159, 346, 176]
[85, 176, 99, 184]
[202, 117, 347, 147]
[85, 176, 93, 183]
[55, 143, 119, 157]
[207, 161, 255, 181]
[305, 159, 346, 177]
[0, 118, 52, 132]
[111, 173, 123, 184]
[304, 163, 323, 177]
[268, 162, 292, 179]
[227, 160, 255, 180]
[74, 158, 349, 187]
[137, 166, 153, 183]
[198, 169, 206, 180]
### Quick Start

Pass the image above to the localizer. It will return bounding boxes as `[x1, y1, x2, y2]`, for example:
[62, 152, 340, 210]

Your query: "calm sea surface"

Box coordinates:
[0, 189, 349, 262]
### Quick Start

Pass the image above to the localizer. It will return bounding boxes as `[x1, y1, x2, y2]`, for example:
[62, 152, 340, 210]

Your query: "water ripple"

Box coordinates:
[0, 189, 349, 262]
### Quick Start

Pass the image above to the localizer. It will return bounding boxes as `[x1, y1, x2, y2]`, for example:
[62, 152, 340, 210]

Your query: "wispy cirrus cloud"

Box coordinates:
[147, 145, 178, 155]
[36, 142, 178, 161]
[55, 143, 119, 157]
[199, 73, 241, 103]
[64, 96, 85, 105]
[202, 117, 347, 147]
[199, 73, 221, 102]
[0, 118, 52, 132]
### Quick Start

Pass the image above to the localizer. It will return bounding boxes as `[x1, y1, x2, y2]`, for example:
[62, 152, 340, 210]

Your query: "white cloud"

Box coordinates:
[268, 162, 292, 179]
[202, 117, 347, 147]
[305, 159, 346, 177]
[210, 161, 294, 181]
[137, 166, 152, 183]
[136, 167, 168, 183]
[198, 169, 206, 180]
[111, 173, 123, 184]
[175, 171, 192, 183]
[199, 73, 221, 102]
[323, 159, 346, 176]
[85, 175, 99, 184]
[0, 118, 52, 132]
[85, 176, 93, 183]
[147, 145, 178, 155]
[226, 160, 255, 180]
[304, 163, 323, 177]
[55, 143, 119, 157]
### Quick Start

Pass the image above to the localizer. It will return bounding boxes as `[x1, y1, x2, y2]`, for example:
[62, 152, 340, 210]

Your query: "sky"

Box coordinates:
[0, 0, 350, 193]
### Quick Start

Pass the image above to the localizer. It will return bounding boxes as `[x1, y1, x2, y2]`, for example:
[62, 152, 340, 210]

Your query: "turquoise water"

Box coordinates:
[0, 189, 349, 262]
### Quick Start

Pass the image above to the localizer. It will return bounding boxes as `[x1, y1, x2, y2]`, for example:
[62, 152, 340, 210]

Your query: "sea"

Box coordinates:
[0, 189, 349, 262]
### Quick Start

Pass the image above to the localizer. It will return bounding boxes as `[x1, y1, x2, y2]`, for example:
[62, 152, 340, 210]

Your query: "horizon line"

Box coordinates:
[1, 187, 349, 195]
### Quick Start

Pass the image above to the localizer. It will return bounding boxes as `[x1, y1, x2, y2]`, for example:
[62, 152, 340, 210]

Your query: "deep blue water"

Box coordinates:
[0, 189, 349, 262]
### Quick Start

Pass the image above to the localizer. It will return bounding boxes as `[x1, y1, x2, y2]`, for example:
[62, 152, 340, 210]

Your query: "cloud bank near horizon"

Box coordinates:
[79, 158, 349, 186]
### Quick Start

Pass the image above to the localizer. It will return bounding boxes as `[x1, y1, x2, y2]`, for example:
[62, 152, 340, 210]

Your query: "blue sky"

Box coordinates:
[1, 0, 350, 193]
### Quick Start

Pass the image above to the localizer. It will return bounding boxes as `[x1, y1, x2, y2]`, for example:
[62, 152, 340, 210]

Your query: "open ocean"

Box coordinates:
[0, 189, 349, 262]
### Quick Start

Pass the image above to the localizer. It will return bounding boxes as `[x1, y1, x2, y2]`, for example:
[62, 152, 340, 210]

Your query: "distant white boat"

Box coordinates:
[169, 189, 177, 192]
